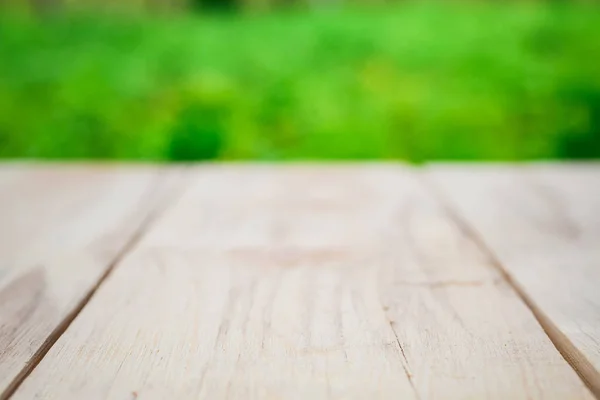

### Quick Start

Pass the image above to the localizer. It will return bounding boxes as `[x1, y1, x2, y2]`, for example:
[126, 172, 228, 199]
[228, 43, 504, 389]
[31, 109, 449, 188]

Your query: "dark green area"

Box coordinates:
[1, 3, 599, 161]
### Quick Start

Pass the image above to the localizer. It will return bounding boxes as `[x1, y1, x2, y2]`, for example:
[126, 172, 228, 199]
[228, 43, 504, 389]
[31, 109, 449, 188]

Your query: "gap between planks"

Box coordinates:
[421, 170, 600, 400]
[0, 168, 189, 400]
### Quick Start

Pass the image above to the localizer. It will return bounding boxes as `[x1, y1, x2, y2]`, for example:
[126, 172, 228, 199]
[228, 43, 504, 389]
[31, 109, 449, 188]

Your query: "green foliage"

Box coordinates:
[1, 3, 600, 161]
[168, 102, 227, 161]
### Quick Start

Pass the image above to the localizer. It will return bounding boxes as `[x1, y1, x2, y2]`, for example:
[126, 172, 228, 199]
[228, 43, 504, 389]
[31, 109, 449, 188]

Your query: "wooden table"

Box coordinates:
[0, 163, 598, 400]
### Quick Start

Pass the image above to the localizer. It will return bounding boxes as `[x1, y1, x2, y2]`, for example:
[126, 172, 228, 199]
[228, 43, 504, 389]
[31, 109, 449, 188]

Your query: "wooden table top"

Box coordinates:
[0, 163, 598, 400]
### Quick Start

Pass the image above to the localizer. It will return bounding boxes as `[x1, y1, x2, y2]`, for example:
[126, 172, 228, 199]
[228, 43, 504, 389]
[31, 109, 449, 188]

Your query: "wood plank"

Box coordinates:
[428, 163, 600, 396]
[13, 165, 592, 399]
[0, 164, 181, 397]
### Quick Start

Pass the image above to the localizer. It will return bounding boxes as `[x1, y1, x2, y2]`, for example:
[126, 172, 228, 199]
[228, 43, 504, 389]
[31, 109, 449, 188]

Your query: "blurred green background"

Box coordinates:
[1, 0, 599, 162]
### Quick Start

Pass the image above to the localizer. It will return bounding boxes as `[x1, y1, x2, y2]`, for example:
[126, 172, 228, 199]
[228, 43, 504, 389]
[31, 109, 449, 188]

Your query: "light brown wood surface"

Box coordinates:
[10, 165, 592, 399]
[0, 165, 181, 398]
[428, 163, 600, 397]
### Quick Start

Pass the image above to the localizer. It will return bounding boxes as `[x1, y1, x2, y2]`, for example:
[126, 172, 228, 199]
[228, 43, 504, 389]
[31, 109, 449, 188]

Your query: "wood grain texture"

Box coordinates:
[428, 163, 600, 397]
[0, 164, 181, 396]
[13, 165, 592, 400]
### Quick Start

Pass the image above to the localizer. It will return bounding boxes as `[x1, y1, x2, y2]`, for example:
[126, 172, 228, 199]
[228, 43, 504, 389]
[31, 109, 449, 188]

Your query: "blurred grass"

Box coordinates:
[1, 3, 599, 162]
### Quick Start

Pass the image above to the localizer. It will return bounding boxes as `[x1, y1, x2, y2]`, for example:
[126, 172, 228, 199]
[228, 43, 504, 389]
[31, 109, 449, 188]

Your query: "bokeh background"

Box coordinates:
[1, 0, 599, 162]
